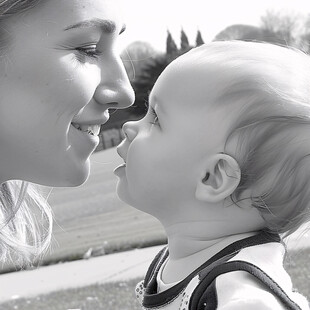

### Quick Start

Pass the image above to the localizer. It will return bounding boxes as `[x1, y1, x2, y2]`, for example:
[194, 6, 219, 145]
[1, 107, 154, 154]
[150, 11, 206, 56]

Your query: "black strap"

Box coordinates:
[190, 260, 302, 310]
[142, 233, 283, 308]
[143, 246, 168, 293]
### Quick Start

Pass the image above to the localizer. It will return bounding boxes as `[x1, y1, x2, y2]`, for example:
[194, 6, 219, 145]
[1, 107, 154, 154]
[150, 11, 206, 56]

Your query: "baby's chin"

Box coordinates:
[115, 179, 132, 204]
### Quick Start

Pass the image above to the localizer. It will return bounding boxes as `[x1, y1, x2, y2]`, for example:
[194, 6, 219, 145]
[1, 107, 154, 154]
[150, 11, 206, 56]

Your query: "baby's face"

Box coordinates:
[115, 57, 234, 217]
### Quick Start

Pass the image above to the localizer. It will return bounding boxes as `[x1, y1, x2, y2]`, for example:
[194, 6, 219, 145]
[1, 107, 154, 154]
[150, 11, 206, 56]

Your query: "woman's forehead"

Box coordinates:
[19, 0, 123, 32]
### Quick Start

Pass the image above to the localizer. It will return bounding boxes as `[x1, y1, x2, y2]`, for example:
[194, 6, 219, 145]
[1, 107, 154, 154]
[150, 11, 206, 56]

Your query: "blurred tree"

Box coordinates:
[121, 41, 157, 82]
[181, 28, 190, 51]
[214, 24, 258, 41]
[300, 32, 310, 53]
[166, 30, 178, 55]
[132, 29, 193, 117]
[131, 54, 171, 116]
[260, 10, 301, 46]
[241, 28, 286, 45]
[213, 24, 285, 45]
[196, 30, 204, 46]
[297, 14, 310, 52]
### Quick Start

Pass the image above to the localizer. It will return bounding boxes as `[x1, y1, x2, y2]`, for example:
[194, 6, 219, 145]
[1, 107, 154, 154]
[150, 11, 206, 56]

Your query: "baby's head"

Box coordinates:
[116, 41, 310, 237]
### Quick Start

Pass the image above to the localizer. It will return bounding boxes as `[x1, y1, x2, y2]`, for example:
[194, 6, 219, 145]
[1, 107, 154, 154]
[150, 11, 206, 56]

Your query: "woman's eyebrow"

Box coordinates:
[63, 18, 126, 34]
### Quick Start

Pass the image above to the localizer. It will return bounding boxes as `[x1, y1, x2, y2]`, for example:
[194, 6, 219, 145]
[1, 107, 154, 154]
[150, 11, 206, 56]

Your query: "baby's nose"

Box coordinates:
[122, 121, 138, 141]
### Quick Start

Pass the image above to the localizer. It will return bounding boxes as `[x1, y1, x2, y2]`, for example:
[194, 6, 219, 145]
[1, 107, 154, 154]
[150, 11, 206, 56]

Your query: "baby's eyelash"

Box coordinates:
[149, 106, 159, 126]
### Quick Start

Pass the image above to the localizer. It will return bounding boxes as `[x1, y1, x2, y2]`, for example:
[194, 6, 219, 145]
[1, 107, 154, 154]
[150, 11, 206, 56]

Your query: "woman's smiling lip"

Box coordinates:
[71, 109, 110, 128]
[69, 110, 110, 149]
[70, 123, 100, 143]
[71, 123, 101, 136]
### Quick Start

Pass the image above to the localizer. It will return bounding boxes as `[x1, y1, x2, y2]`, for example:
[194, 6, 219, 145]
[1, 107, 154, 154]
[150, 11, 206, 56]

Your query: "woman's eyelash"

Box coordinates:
[75, 46, 102, 59]
[57, 44, 102, 62]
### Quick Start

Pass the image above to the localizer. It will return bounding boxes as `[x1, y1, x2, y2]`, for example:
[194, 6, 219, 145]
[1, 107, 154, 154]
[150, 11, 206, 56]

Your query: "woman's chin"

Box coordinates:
[66, 163, 91, 187]
[48, 159, 91, 188]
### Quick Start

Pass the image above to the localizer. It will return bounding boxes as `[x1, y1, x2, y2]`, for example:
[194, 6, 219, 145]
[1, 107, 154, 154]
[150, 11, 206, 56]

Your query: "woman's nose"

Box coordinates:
[122, 121, 138, 141]
[93, 57, 135, 109]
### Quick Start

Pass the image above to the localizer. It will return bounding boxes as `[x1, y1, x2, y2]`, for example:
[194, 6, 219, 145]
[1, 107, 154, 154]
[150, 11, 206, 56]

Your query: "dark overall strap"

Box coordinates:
[189, 260, 302, 310]
[143, 246, 169, 293]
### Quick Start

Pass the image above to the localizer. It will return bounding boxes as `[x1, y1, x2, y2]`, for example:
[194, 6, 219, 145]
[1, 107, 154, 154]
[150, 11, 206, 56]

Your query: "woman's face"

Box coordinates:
[0, 0, 134, 186]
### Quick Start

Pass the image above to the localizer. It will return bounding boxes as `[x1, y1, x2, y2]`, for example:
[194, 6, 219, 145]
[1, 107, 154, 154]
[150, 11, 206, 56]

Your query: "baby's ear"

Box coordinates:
[195, 154, 241, 203]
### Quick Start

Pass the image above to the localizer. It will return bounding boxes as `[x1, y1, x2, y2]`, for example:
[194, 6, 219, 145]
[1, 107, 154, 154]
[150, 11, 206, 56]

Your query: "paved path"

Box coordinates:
[0, 246, 163, 302]
[0, 229, 309, 303]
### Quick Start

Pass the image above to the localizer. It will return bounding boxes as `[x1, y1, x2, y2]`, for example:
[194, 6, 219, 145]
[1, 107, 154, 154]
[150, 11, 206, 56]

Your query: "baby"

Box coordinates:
[114, 41, 310, 309]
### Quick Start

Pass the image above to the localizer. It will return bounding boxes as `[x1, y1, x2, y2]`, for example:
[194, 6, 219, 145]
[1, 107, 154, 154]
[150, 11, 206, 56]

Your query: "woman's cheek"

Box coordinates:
[61, 54, 101, 90]
[75, 62, 101, 92]
[58, 57, 101, 107]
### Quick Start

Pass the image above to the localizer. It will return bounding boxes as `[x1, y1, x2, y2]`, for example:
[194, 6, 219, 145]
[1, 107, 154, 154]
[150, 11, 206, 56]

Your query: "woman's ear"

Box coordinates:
[195, 153, 241, 203]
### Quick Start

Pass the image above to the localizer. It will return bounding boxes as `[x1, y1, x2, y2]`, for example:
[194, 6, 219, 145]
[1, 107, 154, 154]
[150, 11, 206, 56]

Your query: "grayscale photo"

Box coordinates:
[0, 0, 309, 309]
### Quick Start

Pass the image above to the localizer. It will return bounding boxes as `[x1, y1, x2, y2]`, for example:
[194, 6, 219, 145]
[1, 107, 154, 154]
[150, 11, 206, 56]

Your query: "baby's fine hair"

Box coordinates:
[186, 41, 310, 236]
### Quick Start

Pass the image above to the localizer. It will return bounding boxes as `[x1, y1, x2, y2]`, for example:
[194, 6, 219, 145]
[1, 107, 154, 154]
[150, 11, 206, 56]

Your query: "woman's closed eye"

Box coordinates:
[74, 44, 102, 62]
[57, 43, 102, 64]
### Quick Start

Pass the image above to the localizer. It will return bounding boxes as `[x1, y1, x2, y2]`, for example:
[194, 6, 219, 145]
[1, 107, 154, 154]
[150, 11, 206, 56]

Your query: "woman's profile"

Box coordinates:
[0, 0, 134, 266]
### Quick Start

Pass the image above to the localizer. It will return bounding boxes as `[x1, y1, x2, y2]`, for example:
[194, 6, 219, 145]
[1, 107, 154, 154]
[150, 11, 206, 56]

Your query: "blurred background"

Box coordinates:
[99, 0, 310, 150]
[1, 1, 310, 309]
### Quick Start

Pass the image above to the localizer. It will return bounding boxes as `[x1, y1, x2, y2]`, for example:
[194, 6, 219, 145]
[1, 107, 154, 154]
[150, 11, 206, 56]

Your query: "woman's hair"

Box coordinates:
[0, 0, 52, 267]
[0, 181, 53, 267]
[0, 0, 43, 52]
[0, 0, 42, 15]
[188, 41, 310, 237]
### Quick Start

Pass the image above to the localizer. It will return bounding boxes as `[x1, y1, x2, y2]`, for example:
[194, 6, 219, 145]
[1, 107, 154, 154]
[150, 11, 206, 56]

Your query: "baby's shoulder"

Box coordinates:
[215, 267, 308, 310]
[190, 255, 308, 310]
[217, 297, 287, 310]
[216, 268, 287, 309]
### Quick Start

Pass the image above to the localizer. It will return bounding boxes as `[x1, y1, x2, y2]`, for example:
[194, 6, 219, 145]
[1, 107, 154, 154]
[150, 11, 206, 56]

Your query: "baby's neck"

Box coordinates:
[161, 226, 258, 284]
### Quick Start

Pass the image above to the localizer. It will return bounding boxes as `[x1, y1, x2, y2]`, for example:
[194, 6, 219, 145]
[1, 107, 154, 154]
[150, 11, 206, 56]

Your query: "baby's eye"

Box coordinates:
[149, 106, 160, 127]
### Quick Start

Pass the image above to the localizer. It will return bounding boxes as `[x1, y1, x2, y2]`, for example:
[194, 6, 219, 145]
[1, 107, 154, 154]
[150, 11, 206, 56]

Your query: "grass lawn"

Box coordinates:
[1, 248, 309, 310]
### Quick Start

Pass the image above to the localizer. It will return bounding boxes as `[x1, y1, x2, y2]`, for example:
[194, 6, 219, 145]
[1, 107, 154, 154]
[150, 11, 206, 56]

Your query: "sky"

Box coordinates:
[117, 0, 310, 53]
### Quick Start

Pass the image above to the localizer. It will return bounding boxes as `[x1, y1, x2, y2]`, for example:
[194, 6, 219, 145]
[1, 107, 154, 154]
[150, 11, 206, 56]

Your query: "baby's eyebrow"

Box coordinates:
[149, 95, 164, 112]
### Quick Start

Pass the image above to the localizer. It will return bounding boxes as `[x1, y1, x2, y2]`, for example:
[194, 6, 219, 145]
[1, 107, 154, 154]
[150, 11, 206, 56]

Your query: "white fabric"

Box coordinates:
[156, 258, 180, 293]
[217, 243, 309, 310]
[136, 242, 309, 310]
